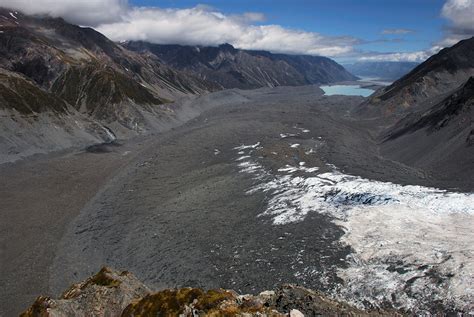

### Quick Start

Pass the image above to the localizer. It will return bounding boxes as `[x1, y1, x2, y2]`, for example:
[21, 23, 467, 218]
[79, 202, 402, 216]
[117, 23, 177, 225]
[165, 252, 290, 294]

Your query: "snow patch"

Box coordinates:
[237, 161, 265, 174]
[294, 127, 310, 133]
[102, 126, 116, 142]
[234, 142, 261, 150]
[280, 133, 298, 139]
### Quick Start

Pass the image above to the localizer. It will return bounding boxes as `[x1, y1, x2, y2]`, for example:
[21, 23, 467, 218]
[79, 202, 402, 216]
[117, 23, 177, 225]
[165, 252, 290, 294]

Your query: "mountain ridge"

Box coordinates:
[379, 76, 474, 184]
[123, 41, 357, 89]
[352, 37, 474, 189]
[355, 37, 474, 121]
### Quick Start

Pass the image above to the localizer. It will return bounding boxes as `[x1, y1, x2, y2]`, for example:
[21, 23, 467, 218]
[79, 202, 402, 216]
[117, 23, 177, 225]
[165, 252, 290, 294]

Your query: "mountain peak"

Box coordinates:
[218, 43, 236, 51]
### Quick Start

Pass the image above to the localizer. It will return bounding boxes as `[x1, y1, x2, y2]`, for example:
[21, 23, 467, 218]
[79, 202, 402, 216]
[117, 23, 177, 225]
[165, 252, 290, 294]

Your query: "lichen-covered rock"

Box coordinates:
[21, 268, 403, 317]
[121, 287, 283, 317]
[20, 267, 151, 317]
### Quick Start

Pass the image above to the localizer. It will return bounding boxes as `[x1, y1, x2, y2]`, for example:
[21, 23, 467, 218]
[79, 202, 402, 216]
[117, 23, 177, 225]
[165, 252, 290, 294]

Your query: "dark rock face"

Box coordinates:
[384, 76, 474, 140]
[21, 267, 400, 317]
[467, 129, 474, 146]
[124, 42, 357, 89]
[344, 61, 419, 81]
[0, 70, 68, 114]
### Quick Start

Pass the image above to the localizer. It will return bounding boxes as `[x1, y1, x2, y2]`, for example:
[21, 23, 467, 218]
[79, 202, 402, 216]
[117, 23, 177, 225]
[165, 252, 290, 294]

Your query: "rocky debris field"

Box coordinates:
[1, 86, 472, 316]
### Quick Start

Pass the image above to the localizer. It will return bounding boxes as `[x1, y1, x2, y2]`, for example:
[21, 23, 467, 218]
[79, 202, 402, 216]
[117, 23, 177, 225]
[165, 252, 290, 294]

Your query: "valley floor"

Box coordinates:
[0, 86, 472, 316]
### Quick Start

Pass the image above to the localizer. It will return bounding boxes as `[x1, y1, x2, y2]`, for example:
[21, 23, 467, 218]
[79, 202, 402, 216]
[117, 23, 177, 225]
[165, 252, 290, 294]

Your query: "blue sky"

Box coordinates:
[5, 0, 473, 62]
[129, 0, 448, 59]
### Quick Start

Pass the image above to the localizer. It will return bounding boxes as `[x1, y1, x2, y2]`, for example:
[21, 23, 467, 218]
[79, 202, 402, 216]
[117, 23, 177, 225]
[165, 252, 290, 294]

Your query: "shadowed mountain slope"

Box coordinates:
[355, 37, 474, 121]
[380, 76, 474, 187]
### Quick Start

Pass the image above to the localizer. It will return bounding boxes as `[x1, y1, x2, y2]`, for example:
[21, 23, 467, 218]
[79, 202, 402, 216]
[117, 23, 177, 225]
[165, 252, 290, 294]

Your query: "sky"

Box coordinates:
[1, 0, 473, 62]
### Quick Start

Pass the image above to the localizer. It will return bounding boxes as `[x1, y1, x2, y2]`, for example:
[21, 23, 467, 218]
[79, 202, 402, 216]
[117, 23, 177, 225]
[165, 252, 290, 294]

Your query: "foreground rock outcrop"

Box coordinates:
[20, 268, 150, 317]
[21, 267, 401, 316]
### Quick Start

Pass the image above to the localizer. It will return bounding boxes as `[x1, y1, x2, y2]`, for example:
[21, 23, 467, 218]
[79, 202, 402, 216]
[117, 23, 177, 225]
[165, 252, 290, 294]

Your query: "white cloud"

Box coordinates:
[95, 6, 358, 57]
[442, 0, 474, 32]
[357, 46, 442, 62]
[0, 0, 471, 61]
[358, 51, 430, 62]
[381, 28, 415, 35]
[359, 0, 474, 62]
[0, 0, 358, 57]
[234, 12, 267, 23]
[0, 0, 127, 25]
[439, 0, 474, 46]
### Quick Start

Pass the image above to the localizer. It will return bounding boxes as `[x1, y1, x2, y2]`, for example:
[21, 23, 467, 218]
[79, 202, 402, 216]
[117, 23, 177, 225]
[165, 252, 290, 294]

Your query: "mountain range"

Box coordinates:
[0, 8, 219, 158]
[0, 8, 356, 162]
[124, 41, 357, 89]
[344, 61, 419, 81]
[0, 8, 473, 180]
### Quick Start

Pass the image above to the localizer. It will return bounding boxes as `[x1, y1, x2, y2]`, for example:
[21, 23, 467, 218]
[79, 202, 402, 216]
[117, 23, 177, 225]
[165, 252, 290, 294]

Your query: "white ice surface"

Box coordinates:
[234, 143, 474, 312]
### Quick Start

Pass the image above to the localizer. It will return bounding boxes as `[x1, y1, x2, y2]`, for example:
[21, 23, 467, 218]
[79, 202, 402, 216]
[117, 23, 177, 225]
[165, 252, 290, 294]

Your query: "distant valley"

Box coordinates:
[344, 61, 419, 81]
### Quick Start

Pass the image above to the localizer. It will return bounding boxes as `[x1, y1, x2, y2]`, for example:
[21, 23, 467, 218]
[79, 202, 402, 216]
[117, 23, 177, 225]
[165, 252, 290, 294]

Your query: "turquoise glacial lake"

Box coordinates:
[320, 85, 374, 97]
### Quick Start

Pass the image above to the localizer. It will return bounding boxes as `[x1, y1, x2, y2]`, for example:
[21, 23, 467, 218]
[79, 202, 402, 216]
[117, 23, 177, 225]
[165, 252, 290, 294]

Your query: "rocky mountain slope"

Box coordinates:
[0, 8, 359, 163]
[350, 37, 474, 189]
[381, 76, 474, 186]
[355, 37, 474, 121]
[344, 61, 418, 81]
[0, 8, 218, 162]
[21, 267, 400, 317]
[0, 9, 216, 104]
[124, 41, 357, 89]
